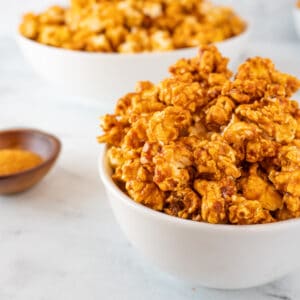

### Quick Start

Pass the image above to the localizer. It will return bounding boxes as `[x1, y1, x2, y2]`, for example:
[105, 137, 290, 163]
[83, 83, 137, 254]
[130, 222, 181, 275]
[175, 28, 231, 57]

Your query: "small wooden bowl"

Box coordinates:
[0, 128, 61, 194]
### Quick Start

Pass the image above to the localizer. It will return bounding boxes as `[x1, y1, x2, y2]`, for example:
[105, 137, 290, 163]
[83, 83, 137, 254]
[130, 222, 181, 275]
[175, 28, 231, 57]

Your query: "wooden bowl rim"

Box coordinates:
[0, 128, 61, 179]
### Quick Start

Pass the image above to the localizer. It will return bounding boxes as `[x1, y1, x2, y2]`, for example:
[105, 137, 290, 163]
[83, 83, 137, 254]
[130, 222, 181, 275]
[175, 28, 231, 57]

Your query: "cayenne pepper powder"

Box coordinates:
[0, 149, 43, 176]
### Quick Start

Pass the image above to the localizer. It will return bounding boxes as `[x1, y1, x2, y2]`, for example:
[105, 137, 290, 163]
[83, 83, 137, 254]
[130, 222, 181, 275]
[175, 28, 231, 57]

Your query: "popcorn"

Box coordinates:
[204, 96, 235, 130]
[19, 13, 39, 39]
[38, 25, 71, 48]
[164, 188, 202, 220]
[153, 141, 193, 191]
[223, 118, 278, 162]
[146, 107, 192, 143]
[126, 180, 166, 211]
[99, 45, 300, 224]
[236, 98, 298, 143]
[19, 0, 246, 53]
[194, 179, 227, 224]
[229, 196, 275, 225]
[86, 34, 112, 52]
[194, 134, 241, 181]
[239, 164, 282, 211]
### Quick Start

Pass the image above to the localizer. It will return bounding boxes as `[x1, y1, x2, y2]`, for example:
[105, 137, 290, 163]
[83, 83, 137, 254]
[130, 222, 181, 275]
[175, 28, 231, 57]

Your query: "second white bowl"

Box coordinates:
[17, 28, 249, 103]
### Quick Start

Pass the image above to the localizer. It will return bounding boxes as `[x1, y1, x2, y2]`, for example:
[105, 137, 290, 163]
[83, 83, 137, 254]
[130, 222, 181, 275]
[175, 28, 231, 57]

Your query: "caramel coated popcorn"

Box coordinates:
[19, 0, 246, 53]
[99, 45, 300, 225]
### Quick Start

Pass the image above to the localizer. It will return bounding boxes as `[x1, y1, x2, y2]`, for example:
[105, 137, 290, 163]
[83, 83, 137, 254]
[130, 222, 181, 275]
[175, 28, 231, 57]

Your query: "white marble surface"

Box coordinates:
[1, 1, 300, 299]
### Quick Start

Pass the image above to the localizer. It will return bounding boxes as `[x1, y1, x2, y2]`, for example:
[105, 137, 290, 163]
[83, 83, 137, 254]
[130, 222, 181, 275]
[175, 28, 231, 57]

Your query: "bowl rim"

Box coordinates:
[0, 128, 61, 179]
[99, 145, 300, 232]
[16, 23, 249, 58]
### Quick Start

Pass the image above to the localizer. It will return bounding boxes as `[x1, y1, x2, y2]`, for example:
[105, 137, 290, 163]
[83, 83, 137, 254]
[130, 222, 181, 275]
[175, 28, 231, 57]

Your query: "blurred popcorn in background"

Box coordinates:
[0, 0, 297, 41]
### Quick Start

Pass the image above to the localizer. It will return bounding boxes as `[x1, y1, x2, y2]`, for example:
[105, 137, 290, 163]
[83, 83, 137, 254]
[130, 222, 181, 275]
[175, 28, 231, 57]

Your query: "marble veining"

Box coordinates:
[1, 12, 300, 299]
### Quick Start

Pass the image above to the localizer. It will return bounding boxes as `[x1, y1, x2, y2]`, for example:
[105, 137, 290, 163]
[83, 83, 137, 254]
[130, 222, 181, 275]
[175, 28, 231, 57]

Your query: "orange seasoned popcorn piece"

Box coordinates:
[229, 196, 275, 225]
[283, 194, 300, 214]
[140, 141, 162, 174]
[153, 141, 193, 191]
[194, 134, 240, 180]
[122, 116, 149, 149]
[118, 29, 151, 53]
[235, 57, 300, 98]
[86, 34, 112, 52]
[173, 16, 203, 48]
[158, 78, 207, 112]
[147, 106, 192, 143]
[164, 188, 201, 220]
[117, 1, 144, 28]
[223, 117, 277, 162]
[39, 6, 66, 24]
[188, 120, 208, 139]
[204, 96, 235, 130]
[19, 13, 39, 39]
[107, 146, 139, 169]
[77, 3, 124, 33]
[294, 109, 300, 139]
[236, 98, 298, 143]
[207, 73, 229, 86]
[114, 93, 134, 117]
[150, 30, 174, 51]
[245, 139, 277, 163]
[268, 143, 300, 205]
[276, 205, 300, 221]
[169, 57, 202, 82]
[98, 114, 129, 146]
[142, 1, 163, 18]
[269, 169, 300, 197]
[119, 158, 152, 182]
[130, 81, 165, 115]
[38, 25, 71, 47]
[240, 164, 282, 211]
[221, 79, 266, 104]
[194, 179, 228, 224]
[106, 26, 128, 50]
[198, 45, 232, 79]
[169, 45, 232, 84]
[274, 143, 300, 172]
[126, 180, 165, 211]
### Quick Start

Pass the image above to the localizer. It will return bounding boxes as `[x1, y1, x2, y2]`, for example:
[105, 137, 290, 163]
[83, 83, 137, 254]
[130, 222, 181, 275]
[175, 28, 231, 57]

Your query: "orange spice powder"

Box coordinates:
[0, 149, 43, 176]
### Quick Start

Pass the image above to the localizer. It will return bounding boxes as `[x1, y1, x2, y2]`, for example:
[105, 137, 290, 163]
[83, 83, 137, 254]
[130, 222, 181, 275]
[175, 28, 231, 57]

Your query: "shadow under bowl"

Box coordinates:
[0, 128, 61, 194]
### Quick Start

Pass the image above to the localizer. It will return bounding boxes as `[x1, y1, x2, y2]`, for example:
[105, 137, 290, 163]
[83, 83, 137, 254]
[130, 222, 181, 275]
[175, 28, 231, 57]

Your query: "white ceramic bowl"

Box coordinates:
[99, 146, 300, 290]
[293, 7, 300, 38]
[17, 28, 249, 103]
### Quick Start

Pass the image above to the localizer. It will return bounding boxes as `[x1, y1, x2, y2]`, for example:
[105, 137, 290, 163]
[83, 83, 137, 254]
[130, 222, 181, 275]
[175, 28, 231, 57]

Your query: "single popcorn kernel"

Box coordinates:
[98, 45, 300, 225]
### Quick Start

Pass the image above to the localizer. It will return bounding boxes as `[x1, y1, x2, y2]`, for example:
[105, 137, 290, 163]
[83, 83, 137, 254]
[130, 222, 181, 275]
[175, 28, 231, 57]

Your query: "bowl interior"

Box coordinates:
[0, 129, 60, 161]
